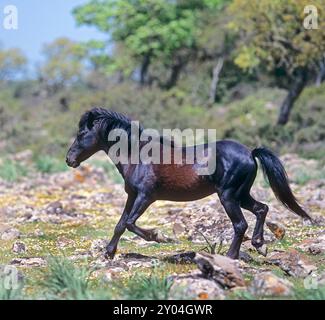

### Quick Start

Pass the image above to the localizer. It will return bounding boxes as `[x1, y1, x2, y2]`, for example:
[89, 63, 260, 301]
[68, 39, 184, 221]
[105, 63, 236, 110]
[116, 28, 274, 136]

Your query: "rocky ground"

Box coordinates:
[0, 153, 324, 300]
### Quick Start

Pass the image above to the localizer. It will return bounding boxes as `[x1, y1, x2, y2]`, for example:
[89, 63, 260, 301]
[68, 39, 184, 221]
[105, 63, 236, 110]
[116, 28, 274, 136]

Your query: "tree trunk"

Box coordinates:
[140, 54, 151, 85]
[165, 60, 184, 89]
[208, 57, 224, 106]
[315, 60, 325, 86]
[277, 69, 308, 125]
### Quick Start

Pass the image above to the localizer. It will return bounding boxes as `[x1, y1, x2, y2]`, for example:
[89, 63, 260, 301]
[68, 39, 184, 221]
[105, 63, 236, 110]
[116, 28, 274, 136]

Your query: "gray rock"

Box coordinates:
[90, 239, 109, 258]
[266, 249, 317, 278]
[163, 251, 196, 264]
[249, 272, 293, 297]
[297, 234, 325, 255]
[10, 257, 47, 267]
[194, 252, 246, 288]
[46, 201, 64, 215]
[12, 242, 26, 254]
[169, 270, 225, 300]
[266, 220, 286, 240]
[1, 228, 21, 241]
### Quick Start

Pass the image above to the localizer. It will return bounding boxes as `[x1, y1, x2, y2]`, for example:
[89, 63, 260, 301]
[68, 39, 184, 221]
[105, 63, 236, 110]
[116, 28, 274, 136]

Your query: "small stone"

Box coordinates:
[1, 228, 21, 241]
[163, 251, 196, 264]
[12, 242, 26, 254]
[297, 234, 325, 255]
[267, 249, 317, 278]
[266, 220, 286, 240]
[90, 239, 109, 258]
[10, 257, 47, 267]
[169, 270, 225, 300]
[34, 229, 44, 237]
[194, 252, 246, 288]
[46, 201, 63, 215]
[249, 272, 293, 297]
[173, 222, 186, 236]
[239, 251, 255, 263]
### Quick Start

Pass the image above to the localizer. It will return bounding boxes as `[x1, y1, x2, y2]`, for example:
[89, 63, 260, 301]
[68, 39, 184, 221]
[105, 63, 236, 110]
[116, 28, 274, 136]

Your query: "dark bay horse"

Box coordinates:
[66, 107, 312, 259]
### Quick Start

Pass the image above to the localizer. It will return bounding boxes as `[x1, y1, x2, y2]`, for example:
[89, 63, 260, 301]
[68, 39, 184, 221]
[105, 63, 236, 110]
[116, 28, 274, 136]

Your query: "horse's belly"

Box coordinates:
[155, 165, 215, 201]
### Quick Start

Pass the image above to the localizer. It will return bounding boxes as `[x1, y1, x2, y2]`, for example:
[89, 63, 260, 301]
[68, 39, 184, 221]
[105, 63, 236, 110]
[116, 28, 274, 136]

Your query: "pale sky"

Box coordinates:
[0, 0, 106, 66]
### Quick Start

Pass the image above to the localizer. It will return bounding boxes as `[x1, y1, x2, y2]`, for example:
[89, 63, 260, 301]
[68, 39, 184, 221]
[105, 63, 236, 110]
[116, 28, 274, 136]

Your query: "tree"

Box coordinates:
[73, 0, 225, 87]
[39, 37, 87, 92]
[228, 0, 325, 125]
[0, 46, 27, 81]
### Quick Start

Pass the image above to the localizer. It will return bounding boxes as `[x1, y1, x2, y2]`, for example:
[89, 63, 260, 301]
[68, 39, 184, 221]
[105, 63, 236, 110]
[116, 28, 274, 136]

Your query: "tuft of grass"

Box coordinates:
[120, 270, 172, 300]
[0, 275, 23, 300]
[227, 289, 256, 300]
[294, 286, 325, 300]
[0, 159, 27, 182]
[42, 256, 91, 300]
[41, 256, 112, 300]
[35, 156, 68, 174]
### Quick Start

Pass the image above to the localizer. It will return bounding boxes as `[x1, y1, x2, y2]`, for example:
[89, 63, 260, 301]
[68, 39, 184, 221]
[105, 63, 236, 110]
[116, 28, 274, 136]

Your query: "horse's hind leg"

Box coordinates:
[241, 194, 269, 255]
[219, 189, 248, 259]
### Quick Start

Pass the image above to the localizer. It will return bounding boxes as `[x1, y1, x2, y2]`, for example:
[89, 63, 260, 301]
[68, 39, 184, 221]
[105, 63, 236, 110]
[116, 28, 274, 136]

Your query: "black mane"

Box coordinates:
[79, 107, 143, 141]
[79, 107, 174, 147]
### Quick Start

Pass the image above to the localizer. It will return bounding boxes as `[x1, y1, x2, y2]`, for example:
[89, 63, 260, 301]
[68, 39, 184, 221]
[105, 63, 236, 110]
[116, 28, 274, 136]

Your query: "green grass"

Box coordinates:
[119, 269, 172, 300]
[293, 285, 325, 300]
[0, 159, 28, 182]
[40, 256, 114, 300]
[41, 256, 92, 299]
[0, 273, 23, 300]
[34, 156, 68, 174]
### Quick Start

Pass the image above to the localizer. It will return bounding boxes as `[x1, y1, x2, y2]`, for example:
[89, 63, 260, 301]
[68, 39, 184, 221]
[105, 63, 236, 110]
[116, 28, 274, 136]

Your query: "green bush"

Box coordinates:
[0, 159, 27, 182]
[35, 156, 68, 173]
[0, 275, 23, 300]
[120, 271, 172, 300]
[294, 285, 325, 300]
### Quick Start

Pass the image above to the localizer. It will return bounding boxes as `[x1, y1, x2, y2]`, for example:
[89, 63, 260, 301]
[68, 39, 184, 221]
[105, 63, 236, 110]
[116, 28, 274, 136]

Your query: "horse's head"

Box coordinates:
[66, 109, 104, 168]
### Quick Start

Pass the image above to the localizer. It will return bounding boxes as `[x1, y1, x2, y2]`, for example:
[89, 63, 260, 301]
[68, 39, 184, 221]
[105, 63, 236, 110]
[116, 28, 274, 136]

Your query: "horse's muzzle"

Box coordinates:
[66, 156, 80, 168]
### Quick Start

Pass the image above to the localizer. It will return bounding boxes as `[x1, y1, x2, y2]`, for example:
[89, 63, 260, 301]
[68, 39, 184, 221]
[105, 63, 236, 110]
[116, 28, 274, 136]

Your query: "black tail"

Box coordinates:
[252, 147, 312, 221]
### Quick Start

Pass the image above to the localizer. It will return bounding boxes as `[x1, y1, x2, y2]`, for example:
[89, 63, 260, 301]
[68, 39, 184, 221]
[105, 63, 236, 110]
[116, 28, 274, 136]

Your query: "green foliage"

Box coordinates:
[0, 159, 27, 182]
[35, 156, 68, 174]
[41, 256, 113, 300]
[40, 37, 87, 90]
[0, 276, 23, 300]
[73, 0, 227, 78]
[0, 46, 27, 81]
[42, 256, 91, 299]
[211, 84, 325, 154]
[228, 0, 325, 78]
[294, 285, 325, 300]
[120, 271, 172, 300]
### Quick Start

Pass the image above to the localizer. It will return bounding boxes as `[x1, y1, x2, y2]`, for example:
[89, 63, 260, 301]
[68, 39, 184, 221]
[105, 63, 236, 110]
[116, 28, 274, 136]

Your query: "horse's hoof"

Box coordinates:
[256, 244, 268, 257]
[104, 251, 116, 260]
[155, 230, 177, 243]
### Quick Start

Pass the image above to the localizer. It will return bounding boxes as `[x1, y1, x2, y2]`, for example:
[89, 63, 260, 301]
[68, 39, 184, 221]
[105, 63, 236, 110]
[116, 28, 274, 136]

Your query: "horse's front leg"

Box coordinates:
[105, 194, 135, 259]
[125, 194, 175, 243]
